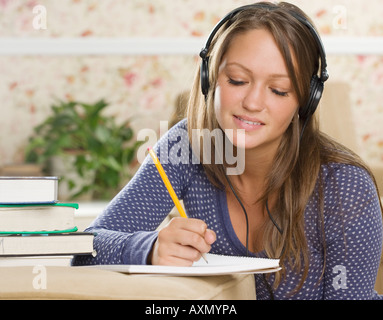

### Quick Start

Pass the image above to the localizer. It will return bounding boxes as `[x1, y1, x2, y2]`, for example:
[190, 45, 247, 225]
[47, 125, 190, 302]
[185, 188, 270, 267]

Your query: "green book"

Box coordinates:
[0, 203, 79, 234]
[0, 232, 94, 256]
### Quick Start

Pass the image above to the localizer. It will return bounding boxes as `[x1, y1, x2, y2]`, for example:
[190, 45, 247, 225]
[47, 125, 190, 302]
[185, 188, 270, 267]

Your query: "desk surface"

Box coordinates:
[0, 265, 256, 300]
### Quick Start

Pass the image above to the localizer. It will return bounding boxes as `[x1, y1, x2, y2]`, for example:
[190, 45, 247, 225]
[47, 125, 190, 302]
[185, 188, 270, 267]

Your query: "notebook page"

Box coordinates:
[85, 253, 280, 276]
[193, 253, 279, 268]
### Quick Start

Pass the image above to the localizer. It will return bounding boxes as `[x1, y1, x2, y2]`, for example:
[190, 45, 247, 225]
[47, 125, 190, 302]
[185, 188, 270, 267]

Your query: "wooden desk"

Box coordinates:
[0, 265, 256, 300]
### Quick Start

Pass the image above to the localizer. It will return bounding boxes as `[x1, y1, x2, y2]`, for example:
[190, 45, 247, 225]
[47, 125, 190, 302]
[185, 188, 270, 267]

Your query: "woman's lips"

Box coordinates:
[233, 115, 265, 131]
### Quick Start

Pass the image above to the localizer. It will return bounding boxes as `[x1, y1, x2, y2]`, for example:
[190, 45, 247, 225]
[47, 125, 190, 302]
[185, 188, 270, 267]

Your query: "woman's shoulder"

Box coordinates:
[161, 118, 189, 149]
[320, 162, 375, 192]
[169, 118, 188, 131]
[315, 162, 382, 248]
[153, 118, 205, 183]
[156, 118, 192, 163]
[319, 162, 380, 220]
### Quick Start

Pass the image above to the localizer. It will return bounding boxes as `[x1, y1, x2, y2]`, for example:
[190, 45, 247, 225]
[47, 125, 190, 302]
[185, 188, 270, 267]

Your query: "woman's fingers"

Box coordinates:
[149, 217, 216, 266]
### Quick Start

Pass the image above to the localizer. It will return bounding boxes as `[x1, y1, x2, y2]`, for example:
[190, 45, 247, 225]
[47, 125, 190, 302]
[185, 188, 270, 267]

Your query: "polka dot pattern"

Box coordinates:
[72, 120, 383, 300]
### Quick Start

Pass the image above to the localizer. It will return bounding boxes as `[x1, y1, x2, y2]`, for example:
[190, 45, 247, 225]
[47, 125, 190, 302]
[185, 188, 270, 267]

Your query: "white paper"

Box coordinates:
[83, 253, 280, 276]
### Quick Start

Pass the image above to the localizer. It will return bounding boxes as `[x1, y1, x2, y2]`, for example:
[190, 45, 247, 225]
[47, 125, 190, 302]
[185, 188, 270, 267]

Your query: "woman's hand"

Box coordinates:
[148, 217, 216, 266]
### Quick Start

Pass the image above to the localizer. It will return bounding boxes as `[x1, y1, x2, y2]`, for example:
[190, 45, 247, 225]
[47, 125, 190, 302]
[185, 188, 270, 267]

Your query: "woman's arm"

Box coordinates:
[322, 165, 383, 299]
[71, 152, 173, 265]
[72, 121, 195, 266]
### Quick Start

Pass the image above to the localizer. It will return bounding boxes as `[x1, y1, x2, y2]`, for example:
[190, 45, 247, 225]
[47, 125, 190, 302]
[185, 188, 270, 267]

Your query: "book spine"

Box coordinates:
[0, 226, 79, 235]
[0, 203, 79, 209]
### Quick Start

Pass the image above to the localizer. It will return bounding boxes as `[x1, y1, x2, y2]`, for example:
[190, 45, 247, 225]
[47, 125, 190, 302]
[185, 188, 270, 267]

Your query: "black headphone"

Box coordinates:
[199, 3, 329, 120]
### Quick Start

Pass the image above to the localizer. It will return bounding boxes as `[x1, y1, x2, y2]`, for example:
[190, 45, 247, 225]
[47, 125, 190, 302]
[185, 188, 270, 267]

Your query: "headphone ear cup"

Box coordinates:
[300, 75, 324, 119]
[200, 57, 210, 97]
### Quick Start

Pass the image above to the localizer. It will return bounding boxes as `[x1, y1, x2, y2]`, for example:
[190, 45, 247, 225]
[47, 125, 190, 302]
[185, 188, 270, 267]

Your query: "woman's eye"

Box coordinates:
[227, 78, 246, 86]
[271, 88, 288, 97]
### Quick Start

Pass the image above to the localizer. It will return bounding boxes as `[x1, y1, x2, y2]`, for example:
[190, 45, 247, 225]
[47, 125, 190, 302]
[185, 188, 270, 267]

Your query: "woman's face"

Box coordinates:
[214, 28, 299, 154]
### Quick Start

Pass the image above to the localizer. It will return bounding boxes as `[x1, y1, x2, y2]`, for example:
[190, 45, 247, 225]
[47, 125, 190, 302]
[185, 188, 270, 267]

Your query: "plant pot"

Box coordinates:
[49, 154, 95, 201]
[0, 163, 43, 176]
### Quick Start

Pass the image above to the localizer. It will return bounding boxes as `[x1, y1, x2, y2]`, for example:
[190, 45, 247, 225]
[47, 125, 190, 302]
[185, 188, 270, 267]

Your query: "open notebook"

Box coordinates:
[85, 253, 280, 276]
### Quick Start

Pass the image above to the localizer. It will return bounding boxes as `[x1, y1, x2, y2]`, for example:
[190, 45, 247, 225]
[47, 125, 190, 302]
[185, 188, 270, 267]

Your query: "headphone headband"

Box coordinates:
[199, 4, 257, 60]
[199, 3, 329, 119]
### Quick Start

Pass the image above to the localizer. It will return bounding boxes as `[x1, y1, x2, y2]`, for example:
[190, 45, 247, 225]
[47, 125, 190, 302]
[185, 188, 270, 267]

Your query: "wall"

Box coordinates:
[1, 0, 383, 167]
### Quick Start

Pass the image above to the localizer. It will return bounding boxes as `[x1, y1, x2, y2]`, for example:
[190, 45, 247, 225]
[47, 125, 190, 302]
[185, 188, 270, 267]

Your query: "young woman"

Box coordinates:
[73, 2, 383, 300]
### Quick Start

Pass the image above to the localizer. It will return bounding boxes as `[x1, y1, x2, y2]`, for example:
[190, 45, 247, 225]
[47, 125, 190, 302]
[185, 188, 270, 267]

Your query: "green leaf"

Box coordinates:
[94, 126, 110, 143]
[24, 98, 139, 200]
[103, 156, 122, 171]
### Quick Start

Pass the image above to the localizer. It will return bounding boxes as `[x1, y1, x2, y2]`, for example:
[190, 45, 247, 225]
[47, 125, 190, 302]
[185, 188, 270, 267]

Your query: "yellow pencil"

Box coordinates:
[147, 147, 208, 263]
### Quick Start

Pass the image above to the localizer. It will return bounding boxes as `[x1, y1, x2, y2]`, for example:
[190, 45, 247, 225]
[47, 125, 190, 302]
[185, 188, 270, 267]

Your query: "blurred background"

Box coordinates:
[0, 0, 383, 200]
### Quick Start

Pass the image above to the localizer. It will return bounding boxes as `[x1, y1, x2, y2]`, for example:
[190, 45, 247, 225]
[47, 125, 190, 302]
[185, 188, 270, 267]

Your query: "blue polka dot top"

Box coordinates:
[72, 120, 383, 300]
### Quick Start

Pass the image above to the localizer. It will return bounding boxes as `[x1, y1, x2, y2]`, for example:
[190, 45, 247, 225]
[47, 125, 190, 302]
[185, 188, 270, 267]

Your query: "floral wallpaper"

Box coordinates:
[1, 0, 383, 168]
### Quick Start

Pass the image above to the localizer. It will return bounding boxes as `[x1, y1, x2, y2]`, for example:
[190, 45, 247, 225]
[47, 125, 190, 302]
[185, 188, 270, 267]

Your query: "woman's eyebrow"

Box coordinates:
[225, 62, 289, 79]
[225, 62, 252, 73]
[269, 73, 290, 79]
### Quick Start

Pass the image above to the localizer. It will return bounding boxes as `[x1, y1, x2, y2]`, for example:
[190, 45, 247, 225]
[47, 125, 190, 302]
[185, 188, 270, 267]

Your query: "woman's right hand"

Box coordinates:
[147, 217, 216, 266]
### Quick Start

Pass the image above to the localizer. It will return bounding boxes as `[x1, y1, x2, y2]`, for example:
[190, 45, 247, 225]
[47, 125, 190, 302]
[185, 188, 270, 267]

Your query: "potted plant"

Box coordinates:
[25, 99, 142, 200]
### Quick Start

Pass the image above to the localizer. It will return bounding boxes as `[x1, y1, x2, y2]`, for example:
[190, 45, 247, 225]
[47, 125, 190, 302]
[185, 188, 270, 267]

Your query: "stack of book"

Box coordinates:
[0, 176, 94, 265]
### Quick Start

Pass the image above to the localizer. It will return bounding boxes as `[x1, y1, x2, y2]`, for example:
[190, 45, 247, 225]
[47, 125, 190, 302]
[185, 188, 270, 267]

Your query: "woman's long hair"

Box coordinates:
[187, 2, 382, 290]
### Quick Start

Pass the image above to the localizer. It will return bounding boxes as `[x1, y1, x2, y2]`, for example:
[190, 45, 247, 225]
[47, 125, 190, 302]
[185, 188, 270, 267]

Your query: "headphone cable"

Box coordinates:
[224, 174, 249, 257]
[224, 173, 284, 300]
[224, 175, 283, 254]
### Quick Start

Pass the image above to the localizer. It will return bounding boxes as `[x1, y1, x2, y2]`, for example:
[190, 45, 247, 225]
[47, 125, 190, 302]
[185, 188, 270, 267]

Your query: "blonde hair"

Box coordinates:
[187, 2, 382, 290]
[169, 91, 189, 128]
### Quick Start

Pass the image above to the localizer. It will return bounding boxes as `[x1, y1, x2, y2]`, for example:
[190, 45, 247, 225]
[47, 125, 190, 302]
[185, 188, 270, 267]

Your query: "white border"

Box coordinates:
[0, 37, 204, 55]
[0, 37, 383, 55]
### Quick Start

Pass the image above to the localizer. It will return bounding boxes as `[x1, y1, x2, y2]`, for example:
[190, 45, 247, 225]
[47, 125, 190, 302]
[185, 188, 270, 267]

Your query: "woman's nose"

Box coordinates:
[242, 84, 266, 112]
